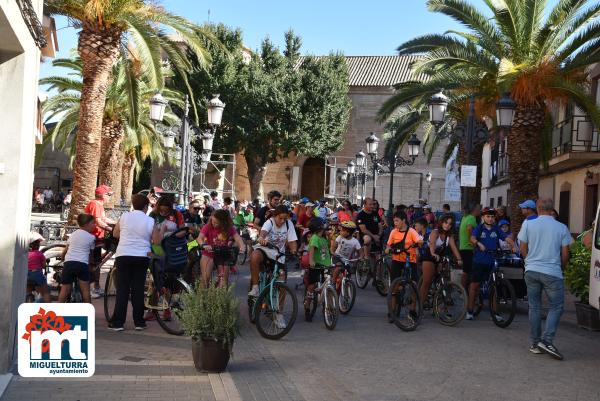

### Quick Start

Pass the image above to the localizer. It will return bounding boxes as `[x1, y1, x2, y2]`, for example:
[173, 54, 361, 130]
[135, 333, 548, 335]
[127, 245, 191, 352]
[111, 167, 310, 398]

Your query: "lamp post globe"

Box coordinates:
[496, 92, 517, 129]
[365, 132, 380, 156]
[149, 92, 168, 122]
[347, 160, 355, 175]
[407, 134, 421, 158]
[425, 171, 432, 183]
[202, 133, 214, 153]
[428, 90, 449, 127]
[355, 150, 366, 167]
[207, 94, 225, 126]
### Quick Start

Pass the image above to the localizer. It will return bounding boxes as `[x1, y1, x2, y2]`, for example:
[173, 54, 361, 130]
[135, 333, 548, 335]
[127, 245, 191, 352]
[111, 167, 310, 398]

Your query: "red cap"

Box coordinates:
[481, 207, 496, 216]
[95, 185, 113, 195]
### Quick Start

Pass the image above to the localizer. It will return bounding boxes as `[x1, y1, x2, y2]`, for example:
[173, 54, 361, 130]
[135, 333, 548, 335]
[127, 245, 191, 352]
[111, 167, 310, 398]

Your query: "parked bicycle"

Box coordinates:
[387, 243, 422, 331]
[248, 243, 298, 340]
[419, 256, 467, 326]
[304, 265, 339, 330]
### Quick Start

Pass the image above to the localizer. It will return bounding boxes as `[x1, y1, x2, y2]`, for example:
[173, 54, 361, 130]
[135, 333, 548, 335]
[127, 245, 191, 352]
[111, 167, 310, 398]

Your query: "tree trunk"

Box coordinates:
[98, 119, 124, 208]
[245, 153, 267, 200]
[68, 26, 121, 223]
[121, 151, 137, 206]
[507, 106, 545, 233]
[110, 142, 125, 207]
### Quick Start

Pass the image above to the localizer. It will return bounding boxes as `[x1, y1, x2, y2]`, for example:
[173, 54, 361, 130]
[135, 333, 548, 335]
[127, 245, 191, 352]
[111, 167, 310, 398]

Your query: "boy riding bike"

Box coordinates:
[330, 220, 361, 286]
[305, 217, 331, 322]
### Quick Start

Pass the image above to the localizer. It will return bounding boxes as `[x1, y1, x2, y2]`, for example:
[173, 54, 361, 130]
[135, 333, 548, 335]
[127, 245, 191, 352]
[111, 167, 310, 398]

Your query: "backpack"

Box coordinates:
[161, 232, 188, 273]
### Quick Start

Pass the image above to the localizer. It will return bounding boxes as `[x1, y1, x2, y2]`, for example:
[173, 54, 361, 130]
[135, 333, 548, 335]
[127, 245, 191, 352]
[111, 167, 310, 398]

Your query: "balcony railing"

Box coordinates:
[551, 115, 599, 157]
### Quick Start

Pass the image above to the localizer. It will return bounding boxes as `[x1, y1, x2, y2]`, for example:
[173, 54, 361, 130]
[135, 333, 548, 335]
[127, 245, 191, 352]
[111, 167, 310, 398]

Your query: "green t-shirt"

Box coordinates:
[309, 234, 332, 267]
[233, 211, 254, 227]
[459, 214, 477, 250]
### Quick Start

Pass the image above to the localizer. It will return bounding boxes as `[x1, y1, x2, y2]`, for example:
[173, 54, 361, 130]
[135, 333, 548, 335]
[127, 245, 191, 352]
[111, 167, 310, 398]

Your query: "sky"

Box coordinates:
[41, 0, 475, 79]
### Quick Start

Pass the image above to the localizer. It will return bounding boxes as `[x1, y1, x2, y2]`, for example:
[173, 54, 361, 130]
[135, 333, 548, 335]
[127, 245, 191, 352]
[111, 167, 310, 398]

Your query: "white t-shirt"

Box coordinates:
[115, 210, 154, 258]
[255, 218, 298, 262]
[65, 229, 96, 264]
[334, 235, 361, 261]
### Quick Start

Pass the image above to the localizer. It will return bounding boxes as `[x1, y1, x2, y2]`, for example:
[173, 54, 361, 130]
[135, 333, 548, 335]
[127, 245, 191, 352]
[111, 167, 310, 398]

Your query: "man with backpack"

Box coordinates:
[467, 207, 514, 320]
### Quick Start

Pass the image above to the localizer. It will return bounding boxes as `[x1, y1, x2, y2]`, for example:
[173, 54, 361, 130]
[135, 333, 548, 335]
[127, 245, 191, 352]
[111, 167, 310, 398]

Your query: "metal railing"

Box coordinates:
[552, 115, 599, 157]
[30, 221, 78, 244]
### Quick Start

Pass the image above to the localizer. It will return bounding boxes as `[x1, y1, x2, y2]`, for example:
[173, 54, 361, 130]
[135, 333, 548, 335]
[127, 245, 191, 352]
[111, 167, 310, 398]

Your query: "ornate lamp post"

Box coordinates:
[425, 171, 432, 203]
[346, 160, 355, 201]
[366, 132, 380, 199]
[355, 150, 366, 203]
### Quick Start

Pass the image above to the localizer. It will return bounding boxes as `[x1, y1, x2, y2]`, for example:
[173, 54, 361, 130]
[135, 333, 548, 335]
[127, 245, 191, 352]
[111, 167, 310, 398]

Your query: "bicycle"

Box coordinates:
[356, 250, 390, 297]
[472, 250, 517, 328]
[334, 257, 358, 315]
[208, 245, 239, 288]
[236, 224, 257, 265]
[304, 265, 339, 330]
[248, 243, 298, 340]
[387, 244, 422, 331]
[419, 256, 467, 326]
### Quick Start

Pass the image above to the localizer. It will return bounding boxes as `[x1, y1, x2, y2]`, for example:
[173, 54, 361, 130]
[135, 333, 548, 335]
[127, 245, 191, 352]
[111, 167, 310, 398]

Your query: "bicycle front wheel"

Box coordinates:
[355, 260, 370, 289]
[103, 267, 117, 322]
[490, 278, 516, 328]
[388, 278, 421, 331]
[255, 282, 298, 340]
[154, 276, 189, 336]
[323, 286, 338, 330]
[433, 282, 467, 326]
[339, 279, 356, 314]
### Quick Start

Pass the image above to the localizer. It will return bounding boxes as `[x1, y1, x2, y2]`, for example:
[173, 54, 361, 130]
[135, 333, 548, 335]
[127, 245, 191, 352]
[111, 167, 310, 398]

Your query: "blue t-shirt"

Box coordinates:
[472, 224, 507, 265]
[517, 215, 573, 278]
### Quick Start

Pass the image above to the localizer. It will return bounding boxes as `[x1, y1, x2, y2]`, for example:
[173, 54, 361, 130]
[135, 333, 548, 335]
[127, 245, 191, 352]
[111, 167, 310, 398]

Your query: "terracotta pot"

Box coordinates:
[192, 338, 231, 372]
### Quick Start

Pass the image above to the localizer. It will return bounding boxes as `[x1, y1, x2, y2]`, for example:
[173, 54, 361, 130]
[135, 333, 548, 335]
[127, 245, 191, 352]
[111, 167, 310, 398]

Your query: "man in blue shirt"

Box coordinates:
[519, 199, 538, 221]
[468, 207, 513, 320]
[518, 198, 572, 360]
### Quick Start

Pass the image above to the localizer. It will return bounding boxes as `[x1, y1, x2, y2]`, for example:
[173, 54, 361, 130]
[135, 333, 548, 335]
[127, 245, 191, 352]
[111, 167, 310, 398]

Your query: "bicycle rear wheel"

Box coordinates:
[255, 282, 297, 340]
[323, 286, 338, 330]
[103, 267, 117, 322]
[154, 276, 189, 336]
[388, 278, 422, 331]
[490, 278, 517, 328]
[433, 282, 467, 326]
[375, 261, 390, 297]
[355, 260, 370, 289]
[338, 279, 356, 314]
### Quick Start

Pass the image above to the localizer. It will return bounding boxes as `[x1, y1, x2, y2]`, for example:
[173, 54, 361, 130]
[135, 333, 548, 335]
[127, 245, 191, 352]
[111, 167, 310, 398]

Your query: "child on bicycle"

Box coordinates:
[199, 209, 245, 288]
[59, 214, 96, 303]
[27, 232, 51, 302]
[385, 211, 423, 284]
[305, 217, 332, 322]
[330, 220, 361, 288]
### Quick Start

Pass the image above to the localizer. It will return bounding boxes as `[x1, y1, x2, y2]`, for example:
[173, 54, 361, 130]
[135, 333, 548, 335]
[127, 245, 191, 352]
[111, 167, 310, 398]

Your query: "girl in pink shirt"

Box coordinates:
[27, 233, 51, 302]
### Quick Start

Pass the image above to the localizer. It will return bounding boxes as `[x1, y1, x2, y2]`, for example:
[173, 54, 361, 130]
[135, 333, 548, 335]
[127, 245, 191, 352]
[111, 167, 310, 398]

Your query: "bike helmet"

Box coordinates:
[481, 207, 497, 216]
[308, 217, 327, 233]
[328, 213, 339, 225]
[340, 220, 357, 232]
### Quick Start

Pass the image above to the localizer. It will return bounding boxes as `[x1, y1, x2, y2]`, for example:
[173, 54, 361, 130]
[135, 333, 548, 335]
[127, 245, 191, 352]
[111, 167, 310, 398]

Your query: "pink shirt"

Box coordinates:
[28, 250, 45, 271]
[200, 224, 237, 258]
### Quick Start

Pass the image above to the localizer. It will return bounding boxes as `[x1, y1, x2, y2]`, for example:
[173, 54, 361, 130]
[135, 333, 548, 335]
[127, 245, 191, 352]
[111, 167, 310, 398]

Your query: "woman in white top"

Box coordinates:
[109, 194, 154, 331]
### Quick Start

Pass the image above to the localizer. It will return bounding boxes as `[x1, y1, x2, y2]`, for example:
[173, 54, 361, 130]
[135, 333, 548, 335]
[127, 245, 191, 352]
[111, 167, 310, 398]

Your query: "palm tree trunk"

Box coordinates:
[98, 119, 124, 208]
[507, 106, 545, 233]
[245, 153, 267, 200]
[111, 142, 124, 207]
[68, 26, 121, 223]
[121, 151, 137, 206]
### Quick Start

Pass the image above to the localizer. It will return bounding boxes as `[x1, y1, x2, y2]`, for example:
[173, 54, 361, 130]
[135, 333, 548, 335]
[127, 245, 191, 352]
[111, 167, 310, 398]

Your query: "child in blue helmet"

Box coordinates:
[498, 219, 513, 251]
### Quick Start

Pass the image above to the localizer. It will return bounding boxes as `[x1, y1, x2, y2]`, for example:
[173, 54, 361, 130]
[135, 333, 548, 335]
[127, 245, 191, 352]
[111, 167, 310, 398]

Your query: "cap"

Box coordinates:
[481, 207, 497, 216]
[29, 232, 45, 244]
[519, 199, 536, 209]
[299, 197, 310, 204]
[498, 219, 510, 227]
[95, 185, 113, 195]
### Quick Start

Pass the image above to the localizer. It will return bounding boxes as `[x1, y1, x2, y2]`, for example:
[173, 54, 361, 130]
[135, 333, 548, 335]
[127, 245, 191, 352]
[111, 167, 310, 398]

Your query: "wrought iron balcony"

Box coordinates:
[548, 115, 600, 173]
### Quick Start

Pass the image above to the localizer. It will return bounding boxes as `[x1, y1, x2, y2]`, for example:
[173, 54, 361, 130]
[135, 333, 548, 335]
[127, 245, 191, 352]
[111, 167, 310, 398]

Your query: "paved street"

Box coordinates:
[3, 262, 600, 401]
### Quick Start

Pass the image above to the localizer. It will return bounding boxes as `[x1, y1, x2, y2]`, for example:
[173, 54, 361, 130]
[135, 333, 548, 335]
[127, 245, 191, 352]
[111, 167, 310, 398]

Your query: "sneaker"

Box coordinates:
[162, 309, 172, 321]
[144, 311, 156, 321]
[134, 325, 147, 331]
[538, 341, 564, 360]
[248, 286, 259, 297]
[95, 287, 105, 296]
[274, 313, 287, 329]
[494, 313, 505, 322]
[465, 312, 474, 321]
[108, 323, 124, 332]
[91, 288, 102, 299]
[529, 343, 543, 354]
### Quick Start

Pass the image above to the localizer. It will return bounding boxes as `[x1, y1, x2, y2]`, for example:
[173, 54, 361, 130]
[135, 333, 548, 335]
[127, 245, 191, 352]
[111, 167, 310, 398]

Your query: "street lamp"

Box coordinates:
[428, 90, 449, 127]
[365, 133, 381, 199]
[496, 92, 517, 129]
[346, 160, 355, 200]
[355, 150, 367, 202]
[149, 92, 168, 122]
[207, 94, 225, 126]
[425, 171, 432, 203]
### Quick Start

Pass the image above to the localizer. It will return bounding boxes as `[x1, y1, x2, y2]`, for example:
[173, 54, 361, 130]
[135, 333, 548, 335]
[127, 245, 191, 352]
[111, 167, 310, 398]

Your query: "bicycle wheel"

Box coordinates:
[338, 279, 356, 314]
[254, 282, 298, 340]
[323, 286, 338, 330]
[304, 286, 318, 320]
[388, 278, 422, 331]
[490, 278, 517, 328]
[375, 260, 390, 297]
[103, 267, 117, 322]
[355, 260, 370, 289]
[433, 282, 467, 326]
[248, 296, 257, 324]
[154, 276, 189, 336]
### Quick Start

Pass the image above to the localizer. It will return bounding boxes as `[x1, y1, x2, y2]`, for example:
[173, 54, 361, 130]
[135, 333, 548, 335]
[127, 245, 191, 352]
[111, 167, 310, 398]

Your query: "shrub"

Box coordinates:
[564, 241, 592, 304]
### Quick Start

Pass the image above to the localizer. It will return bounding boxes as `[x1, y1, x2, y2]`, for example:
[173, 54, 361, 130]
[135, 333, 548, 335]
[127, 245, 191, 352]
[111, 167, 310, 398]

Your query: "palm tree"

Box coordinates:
[41, 54, 182, 207]
[45, 0, 214, 220]
[379, 0, 600, 230]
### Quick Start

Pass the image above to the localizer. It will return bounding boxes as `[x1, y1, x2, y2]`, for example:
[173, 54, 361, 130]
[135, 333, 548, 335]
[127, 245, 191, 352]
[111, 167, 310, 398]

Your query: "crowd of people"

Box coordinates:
[27, 184, 577, 360]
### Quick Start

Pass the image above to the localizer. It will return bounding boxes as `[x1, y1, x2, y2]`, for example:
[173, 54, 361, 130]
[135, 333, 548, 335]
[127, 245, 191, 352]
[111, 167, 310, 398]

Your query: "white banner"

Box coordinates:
[461, 165, 477, 187]
[444, 146, 461, 201]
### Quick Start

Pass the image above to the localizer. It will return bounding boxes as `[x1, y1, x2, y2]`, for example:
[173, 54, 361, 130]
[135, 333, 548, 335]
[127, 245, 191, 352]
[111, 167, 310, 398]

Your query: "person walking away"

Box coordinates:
[109, 194, 154, 331]
[459, 203, 480, 291]
[518, 198, 572, 360]
[85, 185, 117, 298]
[305, 217, 332, 322]
[223, 196, 236, 219]
[58, 214, 96, 303]
[468, 208, 514, 320]
[27, 232, 51, 302]
[209, 191, 222, 210]
[520, 199, 538, 221]
[254, 190, 282, 228]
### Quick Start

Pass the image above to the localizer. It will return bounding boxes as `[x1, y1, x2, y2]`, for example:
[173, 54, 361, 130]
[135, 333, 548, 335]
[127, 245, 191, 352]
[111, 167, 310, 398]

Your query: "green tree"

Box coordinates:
[172, 26, 351, 199]
[378, 0, 600, 230]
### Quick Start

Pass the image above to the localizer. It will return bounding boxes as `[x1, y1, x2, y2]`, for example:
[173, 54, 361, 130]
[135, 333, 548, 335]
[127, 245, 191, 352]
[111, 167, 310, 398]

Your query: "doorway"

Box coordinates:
[585, 184, 598, 230]
[301, 158, 325, 201]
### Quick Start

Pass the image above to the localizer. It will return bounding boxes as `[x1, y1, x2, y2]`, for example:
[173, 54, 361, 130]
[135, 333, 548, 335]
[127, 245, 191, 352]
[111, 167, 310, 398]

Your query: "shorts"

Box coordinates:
[61, 261, 90, 284]
[305, 268, 322, 285]
[27, 270, 47, 286]
[390, 260, 418, 282]
[470, 262, 491, 283]
[460, 250, 473, 275]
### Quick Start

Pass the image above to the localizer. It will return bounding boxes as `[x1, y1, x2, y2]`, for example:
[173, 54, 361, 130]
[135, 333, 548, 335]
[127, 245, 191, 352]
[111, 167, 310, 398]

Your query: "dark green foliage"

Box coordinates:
[565, 240, 592, 304]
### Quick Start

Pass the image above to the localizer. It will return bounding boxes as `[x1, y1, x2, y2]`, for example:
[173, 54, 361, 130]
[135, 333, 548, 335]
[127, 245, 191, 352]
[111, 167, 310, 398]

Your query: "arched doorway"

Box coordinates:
[301, 158, 325, 201]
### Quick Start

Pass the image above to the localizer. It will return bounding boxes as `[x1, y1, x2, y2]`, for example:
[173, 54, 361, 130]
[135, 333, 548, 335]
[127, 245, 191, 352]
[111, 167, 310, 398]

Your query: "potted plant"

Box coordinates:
[564, 241, 600, 331]
[177, 284, 240, 372]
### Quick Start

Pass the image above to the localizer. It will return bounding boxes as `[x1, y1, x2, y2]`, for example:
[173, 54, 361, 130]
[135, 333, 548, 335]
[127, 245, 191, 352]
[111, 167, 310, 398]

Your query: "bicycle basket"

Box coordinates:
[161, 234, 188, 273]
[213, 246, 237, 266]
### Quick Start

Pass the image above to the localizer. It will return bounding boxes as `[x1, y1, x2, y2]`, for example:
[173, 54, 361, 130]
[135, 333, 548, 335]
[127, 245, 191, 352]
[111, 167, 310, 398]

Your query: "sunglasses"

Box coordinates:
[193, 207, 201, 211]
